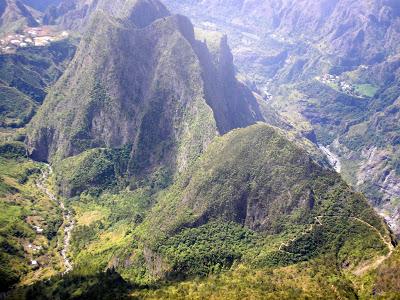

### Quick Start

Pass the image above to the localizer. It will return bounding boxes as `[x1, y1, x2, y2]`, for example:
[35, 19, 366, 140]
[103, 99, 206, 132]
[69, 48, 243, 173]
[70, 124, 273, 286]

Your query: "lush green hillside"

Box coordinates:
[1, 0, 399, 298]
[11, 124, 396, 299]
[163, 0, 400, 237]
[0, 141, 64, 292]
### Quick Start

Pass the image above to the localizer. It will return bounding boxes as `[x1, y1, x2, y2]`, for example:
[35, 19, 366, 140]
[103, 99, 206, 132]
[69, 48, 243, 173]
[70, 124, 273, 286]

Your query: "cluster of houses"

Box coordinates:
[316, 74, 362, 98]
[28, 224, 45, 268]
[0, 27, 69, 53]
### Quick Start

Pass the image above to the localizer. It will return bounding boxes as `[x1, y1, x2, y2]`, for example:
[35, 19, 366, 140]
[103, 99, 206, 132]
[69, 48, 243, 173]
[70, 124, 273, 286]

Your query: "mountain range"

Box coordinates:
[0, 0, 41, 34]
[0, 0, 399, 299]
[163, 0, 400, 236]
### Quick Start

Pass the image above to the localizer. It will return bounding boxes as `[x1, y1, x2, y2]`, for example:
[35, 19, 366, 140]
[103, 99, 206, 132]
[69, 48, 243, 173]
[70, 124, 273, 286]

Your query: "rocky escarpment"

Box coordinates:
[27, 0, 263, 192]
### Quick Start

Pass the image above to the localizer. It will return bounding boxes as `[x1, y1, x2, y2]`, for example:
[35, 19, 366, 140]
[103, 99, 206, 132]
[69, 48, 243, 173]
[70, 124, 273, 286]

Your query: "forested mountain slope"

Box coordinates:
[26, 0, 264, 194]
[14, 124, 398, 299]
[0, 0, 399, 299]
[163, 0, 400, 236]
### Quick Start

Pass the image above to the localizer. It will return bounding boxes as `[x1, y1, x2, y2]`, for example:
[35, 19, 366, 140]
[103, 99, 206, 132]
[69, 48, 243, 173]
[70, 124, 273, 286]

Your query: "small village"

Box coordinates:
[0, 27, 69, 54]
[25, 222, 46, 269]
[316, 73, 366, 98]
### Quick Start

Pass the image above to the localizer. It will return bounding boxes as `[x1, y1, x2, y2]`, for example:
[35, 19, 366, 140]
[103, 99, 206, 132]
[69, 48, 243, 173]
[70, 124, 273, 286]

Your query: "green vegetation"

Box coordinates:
[0, 85, 36, 127]
[13, 124, 394, 299]
[139, 125, 387, 241]
[373, 247, 400, 298]
[355, 84, 379, 98]
[0, 141, 26, 158]
[1, 0, 399, 298]
[0, 142, 64, 292]
[16, 269, 131, 300]
[56, 148, 118, 197]
[156, 221, 258, 278]
[134, 259, 356, 299]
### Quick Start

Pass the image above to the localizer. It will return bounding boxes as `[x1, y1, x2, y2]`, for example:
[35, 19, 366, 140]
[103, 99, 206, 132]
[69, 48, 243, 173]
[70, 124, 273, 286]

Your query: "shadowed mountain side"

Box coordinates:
[26, 0, 263, 196]
[141, 124, 390, 240]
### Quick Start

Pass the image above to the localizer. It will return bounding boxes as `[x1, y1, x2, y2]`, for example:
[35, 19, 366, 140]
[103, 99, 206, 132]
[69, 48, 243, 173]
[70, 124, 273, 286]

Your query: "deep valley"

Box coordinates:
[0, 0, 399, 299]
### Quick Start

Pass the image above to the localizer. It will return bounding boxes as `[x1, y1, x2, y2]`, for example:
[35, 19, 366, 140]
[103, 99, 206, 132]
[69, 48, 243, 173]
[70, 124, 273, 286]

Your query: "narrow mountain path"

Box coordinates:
[279, 215, 394, 276]
[351, 217, 394, 252]
[350, 217, 394, 276]
[36, 165, 74, 274]
[279, 217, 322, 252]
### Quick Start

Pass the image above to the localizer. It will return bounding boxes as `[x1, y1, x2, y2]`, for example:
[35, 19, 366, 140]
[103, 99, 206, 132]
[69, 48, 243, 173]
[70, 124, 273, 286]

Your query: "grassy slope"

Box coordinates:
[372, 247, 400, 298]
[0, 142, 64, 292]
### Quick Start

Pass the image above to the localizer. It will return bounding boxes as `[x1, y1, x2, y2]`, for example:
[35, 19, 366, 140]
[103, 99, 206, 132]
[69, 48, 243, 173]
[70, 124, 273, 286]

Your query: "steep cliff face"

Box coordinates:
[27, 0, 263, 190]
[194, 35, 264, 134]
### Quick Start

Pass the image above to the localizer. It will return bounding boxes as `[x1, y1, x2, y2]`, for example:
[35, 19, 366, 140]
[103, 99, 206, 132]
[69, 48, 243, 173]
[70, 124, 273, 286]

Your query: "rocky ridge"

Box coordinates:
[27, 0, 264, 195]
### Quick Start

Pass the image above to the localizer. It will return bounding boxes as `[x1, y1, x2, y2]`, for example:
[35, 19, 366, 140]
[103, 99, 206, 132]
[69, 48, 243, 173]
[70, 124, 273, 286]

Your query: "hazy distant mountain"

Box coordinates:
[21, 0, 61, 11]
[164, 0, 400, 236]
[0, 0, 39, 33]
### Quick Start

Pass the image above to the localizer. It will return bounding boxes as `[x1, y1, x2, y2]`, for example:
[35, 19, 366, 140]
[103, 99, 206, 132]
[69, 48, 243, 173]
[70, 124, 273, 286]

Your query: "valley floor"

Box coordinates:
[35, 166, 74, 274]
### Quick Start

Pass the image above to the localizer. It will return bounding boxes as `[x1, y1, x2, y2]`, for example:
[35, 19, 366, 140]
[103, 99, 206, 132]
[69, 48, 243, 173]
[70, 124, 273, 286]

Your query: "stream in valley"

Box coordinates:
[36, 166, 74, 274]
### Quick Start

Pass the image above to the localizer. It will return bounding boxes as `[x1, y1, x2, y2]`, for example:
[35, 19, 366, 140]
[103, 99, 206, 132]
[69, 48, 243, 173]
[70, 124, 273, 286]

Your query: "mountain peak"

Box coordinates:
[27, 3, 263, 186]
[43, 0, 170, 30]
[124, 0, 169, 28]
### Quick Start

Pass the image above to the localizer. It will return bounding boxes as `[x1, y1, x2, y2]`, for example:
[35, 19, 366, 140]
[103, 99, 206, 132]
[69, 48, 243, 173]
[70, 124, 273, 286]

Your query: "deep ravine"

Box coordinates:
[36, 165, 74, 274]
